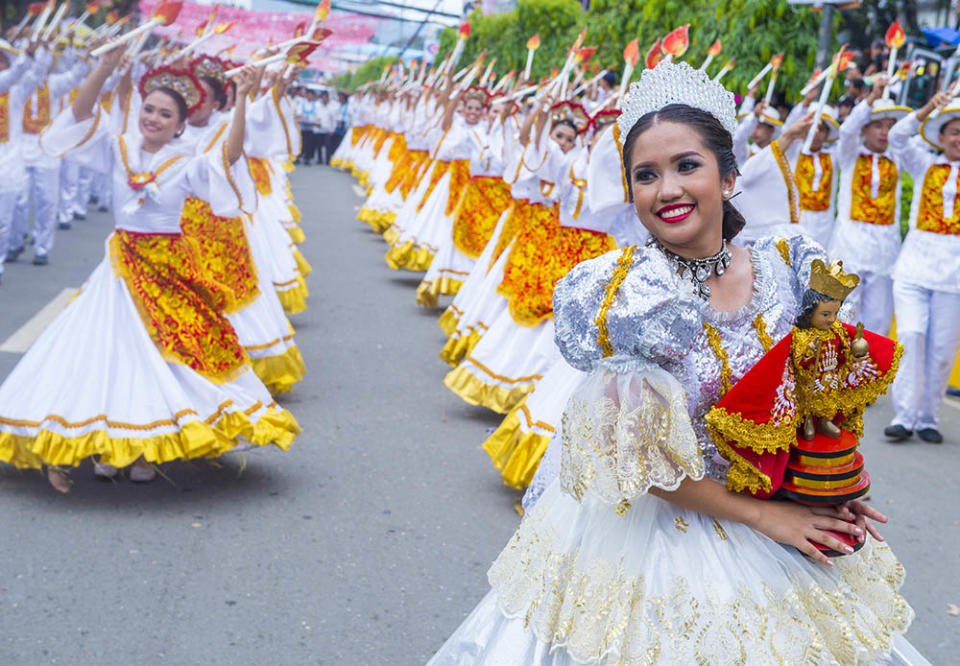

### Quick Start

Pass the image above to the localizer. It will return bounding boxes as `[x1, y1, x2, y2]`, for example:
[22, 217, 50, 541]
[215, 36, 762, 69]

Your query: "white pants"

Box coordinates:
[0, 189, 19, 274]
[76, 166, 94, 217]
[58, 159, 79, 225]
[92, 171, 111, 211]
[845, 271, 894, 336]
[891, 280, 960, 430]
[12, 164, 60, 258]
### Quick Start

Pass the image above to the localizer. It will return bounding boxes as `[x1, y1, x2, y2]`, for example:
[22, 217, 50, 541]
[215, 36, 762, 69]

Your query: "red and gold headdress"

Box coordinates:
[550, 100, 591, 135]
[462, 84, 490, 108]
[590, 108, 620, 133]
[139, 66, 206, 114]
[190, 54, 227, 87]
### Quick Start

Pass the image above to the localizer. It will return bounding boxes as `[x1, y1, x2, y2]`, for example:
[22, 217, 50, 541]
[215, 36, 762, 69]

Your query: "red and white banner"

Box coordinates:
[138, 0, 377, 72]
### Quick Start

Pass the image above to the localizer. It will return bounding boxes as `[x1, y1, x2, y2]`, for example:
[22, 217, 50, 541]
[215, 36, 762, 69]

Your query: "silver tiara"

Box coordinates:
[616, 61, 737, 139]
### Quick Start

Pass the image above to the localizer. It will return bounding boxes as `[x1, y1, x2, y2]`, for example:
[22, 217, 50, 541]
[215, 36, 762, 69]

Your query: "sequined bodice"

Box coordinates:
[554, 234, 825, 484]
[678, 248, 800, 480]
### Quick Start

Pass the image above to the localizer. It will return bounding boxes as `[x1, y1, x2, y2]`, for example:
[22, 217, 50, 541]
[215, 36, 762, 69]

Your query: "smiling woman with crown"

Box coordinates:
[426, 60, 923, 665]
[0, 43, 299, 492]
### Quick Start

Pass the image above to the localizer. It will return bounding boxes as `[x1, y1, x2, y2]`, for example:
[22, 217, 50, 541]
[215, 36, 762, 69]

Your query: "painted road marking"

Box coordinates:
[0, 288, 78, 353]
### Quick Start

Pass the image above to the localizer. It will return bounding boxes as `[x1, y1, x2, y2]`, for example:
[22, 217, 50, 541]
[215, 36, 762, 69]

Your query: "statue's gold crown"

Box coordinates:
[810, 259, 860, 301]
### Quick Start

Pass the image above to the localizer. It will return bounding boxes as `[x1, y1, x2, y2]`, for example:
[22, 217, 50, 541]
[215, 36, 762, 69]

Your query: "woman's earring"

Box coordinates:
[722, 189, 732, 199]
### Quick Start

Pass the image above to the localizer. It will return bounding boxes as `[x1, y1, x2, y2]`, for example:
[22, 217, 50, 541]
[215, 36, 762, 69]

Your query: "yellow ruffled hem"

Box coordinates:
[385, 241, 434, 272]
[275, 276, 309, 314]
[330, 158, 343, 168]
[0, 406, 300, 470]
[285, 224, 306, 244]
[438, 307, 459, 338]
[357, 208, 395, 234]
[439, 329, 482, 367]
[382, 226, 401, 246]
[416, 276, 463, 307]
[371, 211, 396, 235]
[288, 203, 302, 223]
[250, 345, 306, 395]
[443, 364, 535, 414]
[357, 206, 376, 224]
[292, 248, 312, 278]
[482, 407, 552, 489]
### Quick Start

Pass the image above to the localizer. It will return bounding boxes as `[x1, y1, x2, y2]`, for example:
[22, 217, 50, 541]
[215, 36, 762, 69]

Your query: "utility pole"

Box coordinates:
[815, 4, 835, 70]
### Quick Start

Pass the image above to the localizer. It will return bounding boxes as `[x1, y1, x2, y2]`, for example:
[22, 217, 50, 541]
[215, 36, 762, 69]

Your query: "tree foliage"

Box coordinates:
[435, 0, 829, 102]
[334, 56, 397, 92]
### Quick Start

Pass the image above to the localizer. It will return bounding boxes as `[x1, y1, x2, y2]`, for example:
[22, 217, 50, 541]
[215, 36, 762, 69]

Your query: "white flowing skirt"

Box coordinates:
[429, 481, 920, 666]
[0, 245, 298, 469]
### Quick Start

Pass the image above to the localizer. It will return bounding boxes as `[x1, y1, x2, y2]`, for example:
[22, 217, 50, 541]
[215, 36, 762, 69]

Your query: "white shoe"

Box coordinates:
[129, 463, 157, 483]
[93, 462, 118, 479]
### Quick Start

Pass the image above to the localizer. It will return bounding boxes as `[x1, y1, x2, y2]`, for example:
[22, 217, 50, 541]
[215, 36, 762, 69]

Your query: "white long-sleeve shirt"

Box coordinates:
[888, 111, 960, 293]
[827, 99, 902, 276]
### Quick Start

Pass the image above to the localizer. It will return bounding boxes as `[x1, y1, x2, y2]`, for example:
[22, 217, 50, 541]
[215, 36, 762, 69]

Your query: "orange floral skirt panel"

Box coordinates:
[180, 196, 260, 311]
[452, 176, 513, 259]
[110, 229, 248, 382]
[497, 208, 617, 327]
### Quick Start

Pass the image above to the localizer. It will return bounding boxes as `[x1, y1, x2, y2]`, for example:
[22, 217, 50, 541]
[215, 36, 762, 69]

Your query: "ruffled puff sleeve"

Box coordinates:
[753, 233, 827, 299]
[39, 107, 113, 172]
[553, 246, 707, 512]
[185, 144, 258, 217]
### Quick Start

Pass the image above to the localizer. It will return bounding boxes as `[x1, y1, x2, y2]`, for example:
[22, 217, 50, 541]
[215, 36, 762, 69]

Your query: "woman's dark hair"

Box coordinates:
[149, 86, 189, 123]
[796, 288, 838, 328]
[621, 103, 745, 241]
[199, 75, 226, 111]
[552, 118, 577, 133]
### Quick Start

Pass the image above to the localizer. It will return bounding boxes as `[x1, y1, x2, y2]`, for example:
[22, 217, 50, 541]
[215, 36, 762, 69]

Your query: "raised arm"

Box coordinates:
[225, 65, 257, 165]
[72, 45, 124, 122]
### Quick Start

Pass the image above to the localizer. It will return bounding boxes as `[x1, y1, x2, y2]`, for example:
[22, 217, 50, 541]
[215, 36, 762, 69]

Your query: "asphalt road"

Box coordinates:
[0, 165, 956, 665]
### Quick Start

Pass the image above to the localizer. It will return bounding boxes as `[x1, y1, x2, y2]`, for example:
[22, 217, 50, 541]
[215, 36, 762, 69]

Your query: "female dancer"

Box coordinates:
[427, 61, 918, 665]
[0, 45, 298, 491]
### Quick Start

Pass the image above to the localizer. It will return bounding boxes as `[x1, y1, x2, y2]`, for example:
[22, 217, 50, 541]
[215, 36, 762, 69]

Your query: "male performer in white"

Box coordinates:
[6, 44, 85, 265]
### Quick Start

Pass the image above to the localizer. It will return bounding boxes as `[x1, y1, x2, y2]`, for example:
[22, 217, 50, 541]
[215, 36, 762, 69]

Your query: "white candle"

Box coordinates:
[618, 63, 634, 96]
[699, 53, 714, 72]
[713, 60, 734, 83]
[882, 47, 898, 100]
[91, 19, 162, 56]
[764, 69, 778, 104]
[747, 62, 772, 90]
[41, 3, 68, 41]
[803, 70, 834, 153]
[800, 68, 828, 96]
[523, 48, 534, 82]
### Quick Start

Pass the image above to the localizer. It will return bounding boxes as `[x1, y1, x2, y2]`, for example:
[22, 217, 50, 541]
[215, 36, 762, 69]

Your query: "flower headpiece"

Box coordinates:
[550, 100, 591, 135]
[617, 60, 736, 139]
[190, 54, 227, 87]
[139, 66, 206, 115]
[810, 259, 860, 301]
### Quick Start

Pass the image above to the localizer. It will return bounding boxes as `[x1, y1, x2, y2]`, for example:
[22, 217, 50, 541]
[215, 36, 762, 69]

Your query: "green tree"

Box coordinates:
[334, 56, 397, 92]
[435, 0, 827, 103]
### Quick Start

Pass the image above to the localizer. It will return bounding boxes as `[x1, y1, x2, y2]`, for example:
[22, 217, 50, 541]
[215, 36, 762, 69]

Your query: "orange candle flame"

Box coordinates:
[645, 38, 663, 69]
[661, 24, 690, 58]
[624, 38, 640, 67]
[886, 20, 905, 49]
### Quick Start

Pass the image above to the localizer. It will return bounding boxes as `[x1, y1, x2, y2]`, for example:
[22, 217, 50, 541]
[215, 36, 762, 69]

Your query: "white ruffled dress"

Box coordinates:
[428, 234, 920, 665]
[0, 107, 299, 471]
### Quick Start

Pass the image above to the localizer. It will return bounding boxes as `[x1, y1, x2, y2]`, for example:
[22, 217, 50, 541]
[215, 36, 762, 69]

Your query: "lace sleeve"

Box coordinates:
[560, 361, 704, 512]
